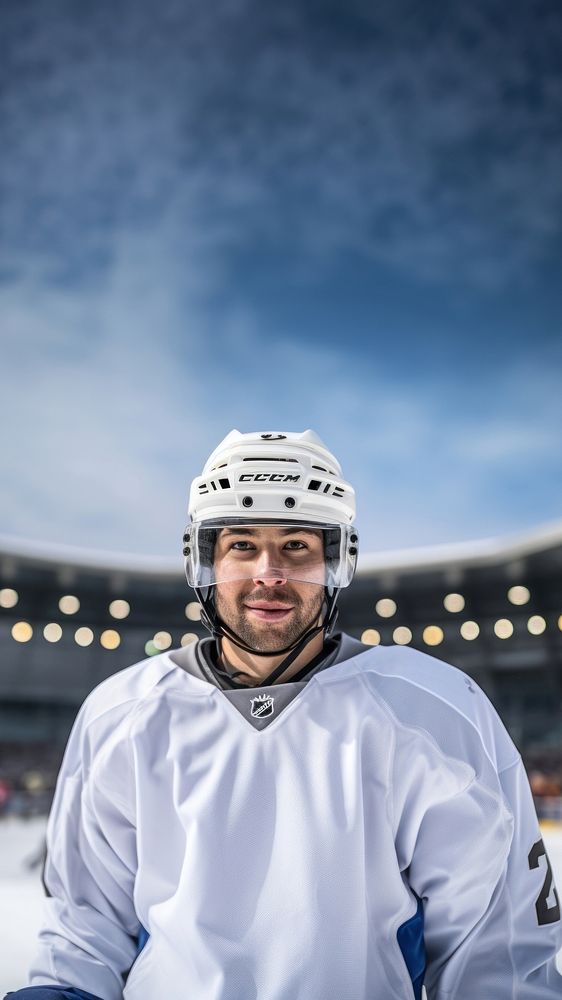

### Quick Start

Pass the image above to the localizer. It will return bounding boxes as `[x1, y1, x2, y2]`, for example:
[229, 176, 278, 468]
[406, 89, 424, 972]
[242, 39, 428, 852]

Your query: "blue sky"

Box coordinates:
[1, 0, 561, 558]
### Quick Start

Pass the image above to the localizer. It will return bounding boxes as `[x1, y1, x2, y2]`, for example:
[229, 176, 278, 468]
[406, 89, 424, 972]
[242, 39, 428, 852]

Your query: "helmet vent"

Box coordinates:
[198, 477, 231, 495]
[242, 456, 298, 463]
[308, 479, 345, 498]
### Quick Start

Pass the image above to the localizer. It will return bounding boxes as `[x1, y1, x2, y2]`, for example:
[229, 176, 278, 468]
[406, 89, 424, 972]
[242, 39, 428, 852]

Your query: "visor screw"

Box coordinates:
[284, 497, 296, 508]
[183, 546, 190, 556]
[349, 546, 357, 555]
[183, 531, 190, 543]
[350, 534, 358, 543]
[242, 496, 254, 508]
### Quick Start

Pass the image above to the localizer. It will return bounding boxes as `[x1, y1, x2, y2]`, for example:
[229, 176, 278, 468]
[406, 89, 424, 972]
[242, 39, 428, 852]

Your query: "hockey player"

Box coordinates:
[5, 429, 562, 999]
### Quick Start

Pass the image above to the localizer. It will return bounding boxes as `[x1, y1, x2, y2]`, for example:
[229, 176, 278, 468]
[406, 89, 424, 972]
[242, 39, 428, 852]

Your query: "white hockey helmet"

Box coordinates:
[183, 429, 358, 591]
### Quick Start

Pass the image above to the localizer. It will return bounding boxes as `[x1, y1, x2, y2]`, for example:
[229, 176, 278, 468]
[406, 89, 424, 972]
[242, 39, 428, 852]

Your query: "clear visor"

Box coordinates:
[184, 519, 357, 590]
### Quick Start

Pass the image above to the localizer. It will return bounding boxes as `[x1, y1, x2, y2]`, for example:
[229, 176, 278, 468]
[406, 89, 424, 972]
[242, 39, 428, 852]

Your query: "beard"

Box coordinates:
[214, 584, 325, 652]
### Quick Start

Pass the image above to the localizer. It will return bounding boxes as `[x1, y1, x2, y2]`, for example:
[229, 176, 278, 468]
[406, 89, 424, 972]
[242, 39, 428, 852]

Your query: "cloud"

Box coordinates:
[0, 0, 560, 558]
[181, 321, 562, 548]
[1, 0, 562, 291]
[0, 230, 229, 556]
[1, 258, 560, 558]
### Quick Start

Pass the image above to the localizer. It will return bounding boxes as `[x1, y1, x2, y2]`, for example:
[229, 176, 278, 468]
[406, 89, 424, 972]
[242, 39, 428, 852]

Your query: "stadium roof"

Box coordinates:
[356, 517, 562, 578]
[1, 518, 562, 582]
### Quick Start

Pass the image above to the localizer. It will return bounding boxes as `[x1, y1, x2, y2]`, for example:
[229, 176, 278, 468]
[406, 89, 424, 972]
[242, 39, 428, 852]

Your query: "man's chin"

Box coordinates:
[242, 630, 295, 653]
[227, 617, 300, 652]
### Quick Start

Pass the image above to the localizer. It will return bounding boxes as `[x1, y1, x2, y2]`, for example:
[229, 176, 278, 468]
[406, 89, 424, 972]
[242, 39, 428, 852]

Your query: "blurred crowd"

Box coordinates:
[527, 752, 562, 821]
[0, 743, 62, 819]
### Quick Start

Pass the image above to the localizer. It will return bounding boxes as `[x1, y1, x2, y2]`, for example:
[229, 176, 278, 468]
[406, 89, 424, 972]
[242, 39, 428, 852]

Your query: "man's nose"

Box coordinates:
[251, 554, 287, 586]
[252, 569, 288, 586]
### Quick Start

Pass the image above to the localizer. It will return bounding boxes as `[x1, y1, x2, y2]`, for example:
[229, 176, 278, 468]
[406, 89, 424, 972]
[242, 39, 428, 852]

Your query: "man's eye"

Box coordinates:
[230, 541, 255, 551]
[284, 540, 307, 550]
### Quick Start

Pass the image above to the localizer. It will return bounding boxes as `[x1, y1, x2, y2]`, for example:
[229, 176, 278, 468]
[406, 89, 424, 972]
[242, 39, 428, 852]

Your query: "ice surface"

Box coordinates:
[1, 817, 561, 995]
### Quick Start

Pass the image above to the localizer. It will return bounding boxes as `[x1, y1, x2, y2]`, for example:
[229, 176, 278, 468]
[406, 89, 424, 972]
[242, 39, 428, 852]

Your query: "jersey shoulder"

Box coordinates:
[362, 641, 478, 700]
[354, 643, 520, 776]
[56, 653, 180, 803]
[78, 652, 177, 729]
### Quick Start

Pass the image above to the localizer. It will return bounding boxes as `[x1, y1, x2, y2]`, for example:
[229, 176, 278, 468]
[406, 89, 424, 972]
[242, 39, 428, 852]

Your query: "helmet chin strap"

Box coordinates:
[195, 587, 340, 687]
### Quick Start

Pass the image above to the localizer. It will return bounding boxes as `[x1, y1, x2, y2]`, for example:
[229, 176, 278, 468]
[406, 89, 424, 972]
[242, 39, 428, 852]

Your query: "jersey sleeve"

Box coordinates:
[497, 755, 562, 992]
[369, 646, 562, 997]
[26, 699, 141, 1000]
[397, 746, 512, 997]
[407, 754, 562, 998]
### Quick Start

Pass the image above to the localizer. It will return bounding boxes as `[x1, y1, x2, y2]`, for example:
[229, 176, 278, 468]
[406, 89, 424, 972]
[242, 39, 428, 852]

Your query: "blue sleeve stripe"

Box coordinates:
[3, 989, 103, 999]
[137, 924, 150, 953]
[396, 894, 426, 1000]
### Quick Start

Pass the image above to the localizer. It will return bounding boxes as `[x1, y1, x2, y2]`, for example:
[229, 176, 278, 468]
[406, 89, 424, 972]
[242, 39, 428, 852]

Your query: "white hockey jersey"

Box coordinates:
[29, 638, 562, 999]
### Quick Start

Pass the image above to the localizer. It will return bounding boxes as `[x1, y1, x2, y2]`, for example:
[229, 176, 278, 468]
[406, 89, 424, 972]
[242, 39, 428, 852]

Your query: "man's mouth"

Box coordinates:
[244, 602, 294, 621]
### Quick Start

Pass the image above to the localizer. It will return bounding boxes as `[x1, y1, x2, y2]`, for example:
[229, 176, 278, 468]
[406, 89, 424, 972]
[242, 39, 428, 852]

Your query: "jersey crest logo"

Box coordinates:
[250, 694, 275, 719]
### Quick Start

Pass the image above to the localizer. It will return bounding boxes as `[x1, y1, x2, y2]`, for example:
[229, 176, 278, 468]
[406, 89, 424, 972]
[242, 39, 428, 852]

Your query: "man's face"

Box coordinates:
[213, 525, 325, 652]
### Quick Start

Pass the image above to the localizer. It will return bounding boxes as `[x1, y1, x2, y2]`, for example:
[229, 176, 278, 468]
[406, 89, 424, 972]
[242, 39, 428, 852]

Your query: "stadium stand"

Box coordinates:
[1, 521, 561, 819]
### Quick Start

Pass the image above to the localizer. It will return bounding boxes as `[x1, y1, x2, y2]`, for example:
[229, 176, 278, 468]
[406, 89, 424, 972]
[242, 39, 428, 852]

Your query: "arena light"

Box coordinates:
[558, 614, 562, 632]
[145, 639, 159, 656]
[59, 595, 80, 615]
[109, 600, 130, 620]
[43, 623, 63, 643]
[185, 602, 202, 621]
[181, 632, 198, 646]
[75, 627, 94, 647]
[375, 598, 396, 618]
[153, 631, 172, 651]
[423, 625, 444, 646]
[460, 621, 479, 641]
[0, 588, 18, 609]
[12, 621, 32, 642]
[393, 626, 412, 645]
[361, 628, 381, 646]
[22, 771, 45, 793]
[101, 629, 121, 649]
[527, 615, 546, 636]
[494, 618, 513, 639]
[507, 586, 530, 606]
[443, 593, 465, 613]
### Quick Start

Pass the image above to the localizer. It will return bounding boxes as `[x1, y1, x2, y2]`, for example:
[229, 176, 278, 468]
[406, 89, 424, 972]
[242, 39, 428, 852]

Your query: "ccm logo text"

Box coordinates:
[239, 474, 301, 483]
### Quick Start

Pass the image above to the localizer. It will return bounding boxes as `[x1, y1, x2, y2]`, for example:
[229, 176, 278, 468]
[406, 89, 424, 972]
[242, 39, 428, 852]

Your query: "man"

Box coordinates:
[6, 429, 562, 999]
